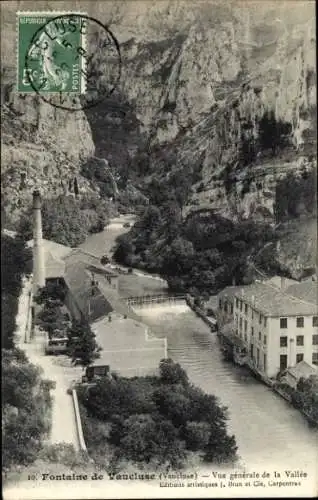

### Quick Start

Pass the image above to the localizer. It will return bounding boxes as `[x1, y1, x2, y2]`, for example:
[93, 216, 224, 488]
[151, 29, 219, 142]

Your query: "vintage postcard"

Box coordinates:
[1, 0, 317, 499]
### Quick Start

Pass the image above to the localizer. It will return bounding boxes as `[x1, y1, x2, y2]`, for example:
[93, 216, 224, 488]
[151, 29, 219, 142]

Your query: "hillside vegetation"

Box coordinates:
[1, 234, 53, 471]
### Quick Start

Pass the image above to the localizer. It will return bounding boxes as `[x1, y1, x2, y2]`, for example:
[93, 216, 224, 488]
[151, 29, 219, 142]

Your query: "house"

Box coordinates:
[217, 277, 318, 378]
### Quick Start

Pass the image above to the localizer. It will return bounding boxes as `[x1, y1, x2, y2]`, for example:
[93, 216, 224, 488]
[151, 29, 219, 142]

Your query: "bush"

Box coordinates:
[159, 358, 189, 386]
[184, 421, 211, 451]
[109, 414, 186, 468]
[38, 443, 87, 467]
[2, 349, 53, 468]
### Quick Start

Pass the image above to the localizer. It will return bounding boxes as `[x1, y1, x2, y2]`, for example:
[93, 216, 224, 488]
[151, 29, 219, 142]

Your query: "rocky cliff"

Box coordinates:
[108, 1, 316, 221]
[1, 1, 316, 276]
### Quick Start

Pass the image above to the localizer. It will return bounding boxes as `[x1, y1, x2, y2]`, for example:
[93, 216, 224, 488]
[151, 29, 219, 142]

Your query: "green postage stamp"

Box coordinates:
[17, 11, 87, 93]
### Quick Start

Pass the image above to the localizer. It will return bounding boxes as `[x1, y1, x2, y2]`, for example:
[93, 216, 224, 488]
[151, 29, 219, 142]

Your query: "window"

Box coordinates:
[264, 317, 267, 327]
[313, 334, 318, 345]
[239, 317, 242, 330]
[244, 334, 247, 342]
[313, 316, 318, 327]
[236, 298, 239, 308]
[250, 344, 254, 357]
[219, 299, 222, 309]
[296, 335, 304, 346]
[259, 314, 262, 325]
[296, 317, 304, 328]
[224, 303, 228, 313]
[251, 309, 254, 320]
[263, 354, 267, 370]
[264, 335, 267, 345]
[280, 318, 288, 329]
[296, 353, 304, 363]
[258, 331, 262, 341]
[312, 353, 318, 365]
[244, 320, 247, 333]
[256, 348, 260, 366]
[230, 304, 233, 314]
[251, 327, 254, 336]
[245, 304, 248, 314]
[280, 336, 288, 347]
[240, 301, 243, 311]
[280, 354, 288, 371]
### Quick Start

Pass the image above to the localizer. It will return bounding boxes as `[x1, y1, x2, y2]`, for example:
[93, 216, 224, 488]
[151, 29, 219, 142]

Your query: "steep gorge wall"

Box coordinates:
[1, 1, 316, 230]
[1, 74, 96, 225]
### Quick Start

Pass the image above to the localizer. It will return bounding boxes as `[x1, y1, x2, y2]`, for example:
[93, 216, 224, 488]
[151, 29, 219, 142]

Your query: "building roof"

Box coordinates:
[232, 281, 317, 317]
[27, 238, 73, 260]
[45, 251, 66, 279]
[218, 286, 244, 300]
[286, 361, 317, 381]
[264, 276, 298, 289]
[286, 281, 318, 305]
[64, 249, 118, 277]
[63, 261, 113, 322]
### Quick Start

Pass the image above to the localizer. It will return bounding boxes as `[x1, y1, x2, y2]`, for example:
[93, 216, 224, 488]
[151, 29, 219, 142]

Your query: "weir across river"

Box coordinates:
[126, 294, 186, 308]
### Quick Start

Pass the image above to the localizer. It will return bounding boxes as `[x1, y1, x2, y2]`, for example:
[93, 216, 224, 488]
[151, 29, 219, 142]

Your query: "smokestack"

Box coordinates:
[32, 190, 45, 294]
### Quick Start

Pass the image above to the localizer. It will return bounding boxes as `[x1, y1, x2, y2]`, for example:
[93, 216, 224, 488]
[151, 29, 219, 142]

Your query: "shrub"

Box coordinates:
[2, 349, 54, 468]
[159, 358, 189, 386]
[184, 421, 211, 451]
[109, 414, 187, 468]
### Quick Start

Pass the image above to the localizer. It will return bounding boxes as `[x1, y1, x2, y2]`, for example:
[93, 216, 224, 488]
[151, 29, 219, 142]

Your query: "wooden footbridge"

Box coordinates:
[126, 294, 187, 308]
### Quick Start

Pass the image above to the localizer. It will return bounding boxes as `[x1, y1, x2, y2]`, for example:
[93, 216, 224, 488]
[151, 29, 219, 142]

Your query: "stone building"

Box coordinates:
[217, 277, 318, 378]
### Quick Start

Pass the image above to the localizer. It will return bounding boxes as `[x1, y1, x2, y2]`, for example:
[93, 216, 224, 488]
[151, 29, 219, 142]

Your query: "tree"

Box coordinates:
[17, 195, 110, 246]
[184, 421, 211, 451]
[2, 348, 53, 468]
[159, 358, 189, 386]
[109, 414, 186, 467]
[2, 234, 32, 349]
[37, 303, 69, 338]
[34, 283, 66, 305]
[67, 320, 101, 367]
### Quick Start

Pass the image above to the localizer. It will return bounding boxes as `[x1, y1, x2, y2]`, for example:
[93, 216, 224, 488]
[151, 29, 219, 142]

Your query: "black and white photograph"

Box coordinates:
[1, 1, 317, 498]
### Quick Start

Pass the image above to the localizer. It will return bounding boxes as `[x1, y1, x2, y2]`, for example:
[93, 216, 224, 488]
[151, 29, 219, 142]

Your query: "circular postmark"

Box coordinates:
[24, 13, 121, 112]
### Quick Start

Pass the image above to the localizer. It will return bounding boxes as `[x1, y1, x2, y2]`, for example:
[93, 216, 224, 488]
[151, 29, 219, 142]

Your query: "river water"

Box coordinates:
[81, 217, 318, 475]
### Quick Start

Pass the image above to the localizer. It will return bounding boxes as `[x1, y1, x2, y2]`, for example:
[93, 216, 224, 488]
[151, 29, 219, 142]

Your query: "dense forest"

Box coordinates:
[113, 167, 317, 293]
[114, 205, 277, 294]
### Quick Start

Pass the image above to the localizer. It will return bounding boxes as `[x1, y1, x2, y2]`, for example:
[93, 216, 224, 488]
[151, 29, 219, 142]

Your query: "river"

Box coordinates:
[81, 216, 318, 475]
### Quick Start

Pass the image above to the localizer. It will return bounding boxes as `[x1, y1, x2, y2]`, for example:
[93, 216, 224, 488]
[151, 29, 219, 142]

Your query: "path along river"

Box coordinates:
[80, 216, 318, 475]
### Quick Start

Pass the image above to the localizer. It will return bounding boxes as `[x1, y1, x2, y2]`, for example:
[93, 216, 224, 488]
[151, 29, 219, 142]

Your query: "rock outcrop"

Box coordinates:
[1, 80, 96, 225]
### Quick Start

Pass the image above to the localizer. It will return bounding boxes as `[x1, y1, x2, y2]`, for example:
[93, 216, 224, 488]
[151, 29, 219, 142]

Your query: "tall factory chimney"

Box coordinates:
[32, 190, 45, 294]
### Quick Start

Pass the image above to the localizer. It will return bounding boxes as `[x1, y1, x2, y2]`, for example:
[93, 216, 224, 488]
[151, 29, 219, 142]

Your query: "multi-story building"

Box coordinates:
[218, 279, 318, 379]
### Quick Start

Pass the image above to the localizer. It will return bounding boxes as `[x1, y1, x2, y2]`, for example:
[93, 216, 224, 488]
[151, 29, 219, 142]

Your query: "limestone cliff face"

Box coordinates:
[1, 85, 96, 225]
[1, 1, 316, 230]
[102, 1, 316, 221]
[107, 1, 316, 144]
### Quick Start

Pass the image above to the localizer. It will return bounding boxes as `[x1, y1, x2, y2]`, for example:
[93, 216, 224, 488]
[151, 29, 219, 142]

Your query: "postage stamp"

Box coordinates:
[17, 12, 87, 94]
[16, 11, 121, 111]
